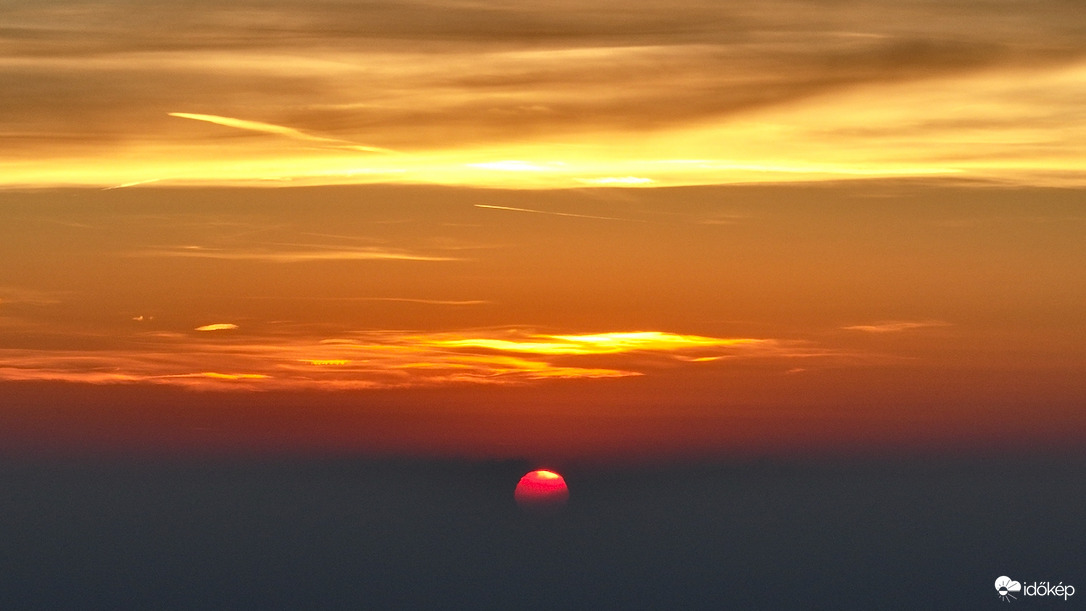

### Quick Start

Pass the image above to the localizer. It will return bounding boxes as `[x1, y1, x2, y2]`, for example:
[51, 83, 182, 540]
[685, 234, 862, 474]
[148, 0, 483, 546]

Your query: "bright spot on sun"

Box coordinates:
[514, 469, 569, 513]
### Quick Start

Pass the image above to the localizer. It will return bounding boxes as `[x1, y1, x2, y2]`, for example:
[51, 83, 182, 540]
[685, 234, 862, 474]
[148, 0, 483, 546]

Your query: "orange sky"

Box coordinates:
[1, 1, 1084, 461]
[2, 182, 1083, 460]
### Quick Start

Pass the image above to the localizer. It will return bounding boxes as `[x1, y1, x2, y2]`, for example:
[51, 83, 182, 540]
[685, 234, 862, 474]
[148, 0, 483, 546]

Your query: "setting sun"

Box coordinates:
[515, 470, 570, 512]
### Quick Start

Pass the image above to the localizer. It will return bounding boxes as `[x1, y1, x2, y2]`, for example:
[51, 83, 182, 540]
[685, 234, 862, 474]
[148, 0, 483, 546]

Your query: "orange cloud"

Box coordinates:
[0, 328, 841, 390]
[424, 331, 765, 355]
[842, 321, 952, 333]
[135, 245, 460, 263]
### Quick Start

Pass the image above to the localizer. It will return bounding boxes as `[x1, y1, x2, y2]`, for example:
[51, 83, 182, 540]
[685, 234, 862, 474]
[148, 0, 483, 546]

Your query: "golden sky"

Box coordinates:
[1, 2, 1084, 460]
[2, 0, 1086, 187]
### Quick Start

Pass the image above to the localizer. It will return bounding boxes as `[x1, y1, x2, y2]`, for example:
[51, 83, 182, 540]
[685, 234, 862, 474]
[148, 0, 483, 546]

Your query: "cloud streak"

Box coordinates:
[843, 321, 952, 333]
[195, 323, 238, 332]
[474, 204, 645, 222]
[134, 244, 461, 263]
[169, 112, 396, 154]
[346, 298, 490, 306]
[0, 286, 63, 306]
[423, 331, 765, 356]
[0, 327, 849, 390]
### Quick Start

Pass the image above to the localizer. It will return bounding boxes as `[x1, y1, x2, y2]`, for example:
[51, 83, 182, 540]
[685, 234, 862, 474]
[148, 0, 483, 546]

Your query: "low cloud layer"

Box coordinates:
[0, 327, 849, 390]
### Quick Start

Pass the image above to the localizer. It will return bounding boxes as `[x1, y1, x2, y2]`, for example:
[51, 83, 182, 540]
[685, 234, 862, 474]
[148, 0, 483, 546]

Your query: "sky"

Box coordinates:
[3, 0, 1086, 188]
[1, 0, 1084, 463]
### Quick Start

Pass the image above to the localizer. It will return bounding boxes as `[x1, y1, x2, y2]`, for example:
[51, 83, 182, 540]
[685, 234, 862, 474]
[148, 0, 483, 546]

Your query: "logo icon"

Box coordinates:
[996, 576, 1022, 602]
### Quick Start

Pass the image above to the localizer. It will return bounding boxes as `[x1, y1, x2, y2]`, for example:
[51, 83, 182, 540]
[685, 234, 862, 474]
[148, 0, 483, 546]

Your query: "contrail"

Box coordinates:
[169, 112, 396, 154]
[103, 179, 160, 190]
[474, 204, 646, 222]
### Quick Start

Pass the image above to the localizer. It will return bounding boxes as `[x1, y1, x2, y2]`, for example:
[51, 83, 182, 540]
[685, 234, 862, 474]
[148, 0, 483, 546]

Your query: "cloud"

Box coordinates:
[0, 327, 851, 390]
[346, 297, 490, 306]
[4, 0, 1085, 186]
[169, 112, 395, 153]
[422, 331, 766, 356]
[102, 178, 161, 190]
[134, 244, 461, 263]
[195, 323, 238, 332]
[240, 296, 490, 306]
[163, 372, 268, 381]
[474, 204, 644, 222]
[842, 321, 952, 333]
[0, 286, 63, 305]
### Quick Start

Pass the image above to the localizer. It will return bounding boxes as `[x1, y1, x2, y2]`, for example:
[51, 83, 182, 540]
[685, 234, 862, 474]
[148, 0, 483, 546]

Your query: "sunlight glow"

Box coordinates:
[575, 177, 655, 185]
[429, 332, 764, 355]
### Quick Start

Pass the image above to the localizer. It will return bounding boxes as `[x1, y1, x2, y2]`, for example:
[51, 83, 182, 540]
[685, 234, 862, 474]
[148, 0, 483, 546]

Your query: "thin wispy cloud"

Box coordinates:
[169, 112, 396, 154]
[102, 179, 161, 190]
[161, 372, 269, 381]
[474, 204, 645, 223]
[241, 296, 490, 306]
[134, 244, 461, 263]
[5, 0, 1085, 186]
[349, 297, 490, 306]
[0, 286, 64, 306]
[842, 321, 952, 333]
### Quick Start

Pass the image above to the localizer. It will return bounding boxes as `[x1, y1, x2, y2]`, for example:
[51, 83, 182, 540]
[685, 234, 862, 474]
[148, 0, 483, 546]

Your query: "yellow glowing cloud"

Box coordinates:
[169, 372, 270, 381]
[195, 323, 239, 332]
[427, 331, 765, 355]
[0, 327, 823, 390]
